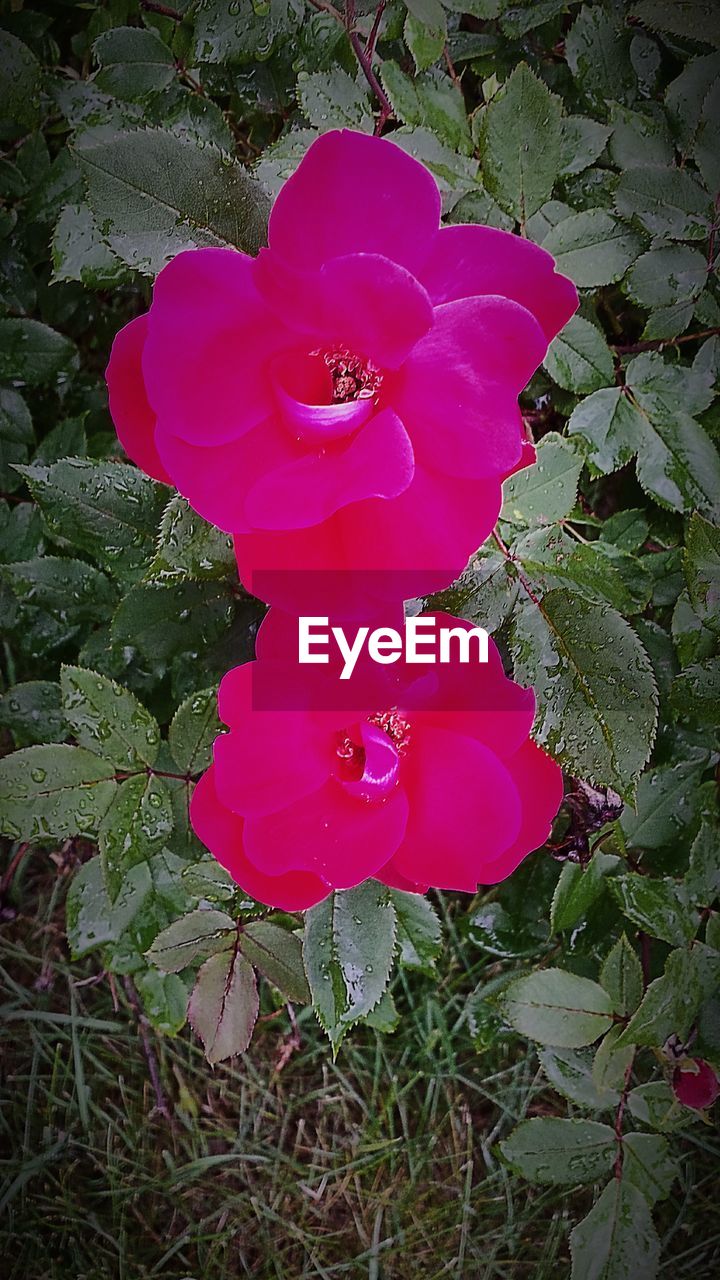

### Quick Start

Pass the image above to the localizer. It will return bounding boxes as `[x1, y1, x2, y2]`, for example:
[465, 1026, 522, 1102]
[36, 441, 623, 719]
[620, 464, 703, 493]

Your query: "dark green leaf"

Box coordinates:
[0, 744, 115, 841]
[0, 680, 67, 746]
[543, 317, 614, 394]
[390, 889, 442, 974]
[551, 854, 620, 932]
[609, 875, 700, 946]
[94, 27, 176, 101]
[542, 211, 643, 289]
[600, 936, 644, 1017]
[501, 433, 582, 526]
[147, 495, 235, 584]
[511, 589, 657, 797]
[168, 687, 221, 775]
[0, 319, 77, 386]
[98, 774, 173, 900]
[61, 666, 160, 769]
[74, 126, 270, 276]
[477, 62, 564, 223]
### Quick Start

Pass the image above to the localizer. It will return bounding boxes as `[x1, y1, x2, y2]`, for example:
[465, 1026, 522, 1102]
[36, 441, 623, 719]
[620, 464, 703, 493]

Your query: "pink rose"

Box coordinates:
[672, 1058, 720, 1110]
[107, 130, 577, 610]
[189, 609, 563, 910]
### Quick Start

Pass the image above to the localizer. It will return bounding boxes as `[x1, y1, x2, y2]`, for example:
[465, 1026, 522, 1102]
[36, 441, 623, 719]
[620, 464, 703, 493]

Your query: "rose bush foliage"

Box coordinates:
[0, 2, 719, 1277]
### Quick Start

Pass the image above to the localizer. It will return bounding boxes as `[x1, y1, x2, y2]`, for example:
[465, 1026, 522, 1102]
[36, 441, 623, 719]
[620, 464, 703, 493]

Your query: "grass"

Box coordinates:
[1, 853, 719, 1279]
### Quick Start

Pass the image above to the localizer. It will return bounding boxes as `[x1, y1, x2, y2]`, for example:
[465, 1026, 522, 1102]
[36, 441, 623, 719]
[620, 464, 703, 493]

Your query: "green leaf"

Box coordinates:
[147, 495, 235, 584]
[2, 556, 116, 624]
[74, 126, 270, 276]
[296, 69, 372, 130]
[685, 514, 720, 634]
[94, 27, 176, 101]
[609, 875, 700, 947]
[671, 655, 717, 727]
[192, 0, 302, 65]
[551, 854, 621, 932]
[501, 1117, 616, 1184]
[542, 211, 643, 289]
[303, 883, 397, 1049]
[98, 774, 173, 900]
[627, 1081, 688, 1132]
[0, 31, 41, 131]
[569, 1180, 660, 1280]
[168, 687, 221, 776]
[0, 319, 77, 386]
[188, 947, 259, 1063]
[389, 889, 442, 974]
[622, 1133, 677, 1206]
[615, 166, 713, 242]
[363, 988, 400, 1033]
[404, 0, 448, 30]
[593, 1026, 634, 1094]
[620, 751, 708, 850]
[477, 62, 564, 223]
[60, 666, 160, 769]
[608, 104, 674, 170]
[33, 417, 87, 467]
[502, 968, 614, 1048]
[146, 907, 236, 972]
[617, 947, 703, 1048]
[501, 433, 583, 526]
[631, 1, 720, 48]
[665, 52, 720, 153]
[600, 936, 644, 1017]
[511, 589, 657, 797]
[565, 5, 636, 109]
[0, 681, 67, 747]
[134, 968, 189, 1036]
[559, 116, 612, 176]
[569, 382, 720, 520]
[404, 11, 446, 73]
[51, 203, 127, 288]
[539, 1046, 619, 1110]
[112, 580, 233, 662]
[544, 317, 614, 394]
[0, 388, 33, 493]
[238, 921, 311, 1004]
[687, 820, 720, 907]
[66, 856, 126, 958]
[20, 458, 166, 582]
[625, 246, 707, 313]
[0, 744, 116, 841]
[380, 66, 473, 156]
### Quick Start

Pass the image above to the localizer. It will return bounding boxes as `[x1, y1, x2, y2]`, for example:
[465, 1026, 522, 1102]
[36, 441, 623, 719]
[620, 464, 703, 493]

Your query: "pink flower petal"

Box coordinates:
[154, 416, 303, 534]
[374, 862, 428, 894]
[243, 776, 409, 886]
[390, 297, 546, 480]
[142, 248, 295, 447]
[244, 407, 415, 530]
[105, 315, 171, 484]
[389, 727, 522, 891]
[478, 740, 564, 884]
[313, 254, 433, 369]
[190, 768, 329, 911]
[213, 666, 332, 819]
[341, 463, 503, 580]
[418, 225, 578, 342]
[267, 130, 441, 276]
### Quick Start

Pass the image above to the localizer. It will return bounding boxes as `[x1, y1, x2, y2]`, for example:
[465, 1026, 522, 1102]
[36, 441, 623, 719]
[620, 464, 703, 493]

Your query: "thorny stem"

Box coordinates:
[612, 325, 720, 355]
[491, 528, 543, 608]
[122, 976, 171, 1119]
[345, 0, 393, 133]
[139, 0, 183, 20]
[0, 842, 29, 898]
[613, 1052, 635, 1179]
[366, 0, 387, 60]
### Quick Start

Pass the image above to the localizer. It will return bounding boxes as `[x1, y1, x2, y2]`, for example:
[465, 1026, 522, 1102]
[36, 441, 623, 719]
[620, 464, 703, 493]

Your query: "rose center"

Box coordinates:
[316, 347, 383, 405]
[335, 707, 410, 780]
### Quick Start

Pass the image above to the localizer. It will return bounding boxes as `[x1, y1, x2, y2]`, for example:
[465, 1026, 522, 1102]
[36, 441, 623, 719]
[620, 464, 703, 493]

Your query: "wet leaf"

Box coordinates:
[502, 968, 614, 1047]
[188, 947, 259, 1063]
[501, 1117, 616, 1184]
